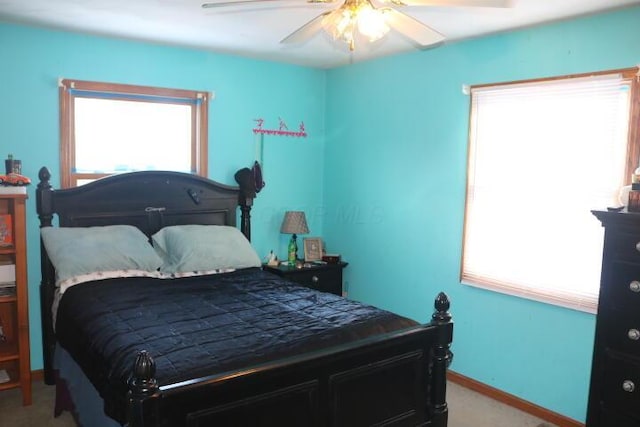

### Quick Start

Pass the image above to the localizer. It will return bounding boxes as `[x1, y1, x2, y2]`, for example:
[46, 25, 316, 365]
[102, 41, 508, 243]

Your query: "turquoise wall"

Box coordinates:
[3, 5, 639, 423]
[0, 22, 326, 373]
[324, 6, 640, 423]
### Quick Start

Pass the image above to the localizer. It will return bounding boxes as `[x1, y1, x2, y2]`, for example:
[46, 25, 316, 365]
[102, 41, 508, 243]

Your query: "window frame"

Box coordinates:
[461, 67, 640, 312]
[59, 79, 209, 188]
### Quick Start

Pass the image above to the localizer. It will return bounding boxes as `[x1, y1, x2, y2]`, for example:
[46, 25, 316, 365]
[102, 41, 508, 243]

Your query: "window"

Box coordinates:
[59, 79, 210, 188]
[462, 68, 640, 313]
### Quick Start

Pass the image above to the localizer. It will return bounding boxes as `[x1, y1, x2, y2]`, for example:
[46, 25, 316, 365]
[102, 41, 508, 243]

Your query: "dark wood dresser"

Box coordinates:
[588, 210, 640, 426]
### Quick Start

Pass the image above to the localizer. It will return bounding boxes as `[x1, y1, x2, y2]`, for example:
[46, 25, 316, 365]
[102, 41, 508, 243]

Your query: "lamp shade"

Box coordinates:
[280, 211, 309, 235]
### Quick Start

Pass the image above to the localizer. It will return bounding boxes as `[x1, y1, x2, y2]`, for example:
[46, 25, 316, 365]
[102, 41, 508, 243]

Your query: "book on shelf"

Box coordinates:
[0, 214, 12, 247]
[0, 262, 15, 284]
[0, 288, 15, 298]
[0, 185, 26, 195]
[0, 313, 5, 341]
[0, 369, 9, 384]
[0, 282, 15, 297]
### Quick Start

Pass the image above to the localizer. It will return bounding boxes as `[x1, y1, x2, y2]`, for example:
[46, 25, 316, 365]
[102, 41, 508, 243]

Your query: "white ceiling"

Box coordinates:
[1, 0, 638, 68]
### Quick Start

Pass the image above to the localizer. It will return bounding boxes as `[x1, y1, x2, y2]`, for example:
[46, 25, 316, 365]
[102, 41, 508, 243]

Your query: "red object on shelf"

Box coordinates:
[0, 173, 31, 186]
[0, 215, 12, 247]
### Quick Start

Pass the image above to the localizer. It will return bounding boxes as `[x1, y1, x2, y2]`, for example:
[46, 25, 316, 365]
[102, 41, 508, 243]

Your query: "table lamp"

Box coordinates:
[280, 211, 309, 264]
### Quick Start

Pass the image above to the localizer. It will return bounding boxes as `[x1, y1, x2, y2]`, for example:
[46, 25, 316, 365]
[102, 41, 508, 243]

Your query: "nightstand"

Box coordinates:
[263, 262, 348, 296]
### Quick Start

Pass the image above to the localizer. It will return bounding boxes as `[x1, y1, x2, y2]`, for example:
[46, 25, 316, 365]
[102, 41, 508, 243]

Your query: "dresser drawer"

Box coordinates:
[599, 408, 640, 427]
[602, 354, 640, 419]
[601, 308, 640, 356]
[288, 269, 341, 295]
[609, 231, 640, 263]
[606, 262, 640, 312]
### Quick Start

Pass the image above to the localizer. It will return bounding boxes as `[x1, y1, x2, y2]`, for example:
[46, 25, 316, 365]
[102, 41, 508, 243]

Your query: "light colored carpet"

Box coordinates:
[0, 383, 75, 427]
[0, 380, 558, 427]
[447, 382, 558, 427]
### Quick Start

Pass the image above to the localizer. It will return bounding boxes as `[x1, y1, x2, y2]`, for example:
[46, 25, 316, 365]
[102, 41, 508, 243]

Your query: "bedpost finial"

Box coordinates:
[38, 166, 51, 182]
[133, 350, 156, 381]
[38, 167, 51, 187]
[129, 350, 159, 396]
[432, 292, 451, 323]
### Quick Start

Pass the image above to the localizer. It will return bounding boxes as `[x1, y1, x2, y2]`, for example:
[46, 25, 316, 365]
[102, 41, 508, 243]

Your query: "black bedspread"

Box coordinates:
[55, 267, 418, 423]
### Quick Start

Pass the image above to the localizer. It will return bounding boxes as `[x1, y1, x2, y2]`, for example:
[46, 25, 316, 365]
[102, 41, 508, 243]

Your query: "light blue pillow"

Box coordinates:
[41, 225, 163, 285]
[152, 225, 261, 273]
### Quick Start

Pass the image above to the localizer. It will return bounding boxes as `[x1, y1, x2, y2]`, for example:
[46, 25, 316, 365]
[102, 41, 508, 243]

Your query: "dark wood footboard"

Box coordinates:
[127, 292, 453, 427]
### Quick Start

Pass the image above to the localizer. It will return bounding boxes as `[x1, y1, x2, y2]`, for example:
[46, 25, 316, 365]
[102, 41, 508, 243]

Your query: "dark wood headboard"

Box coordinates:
[36, 166, 256, 384]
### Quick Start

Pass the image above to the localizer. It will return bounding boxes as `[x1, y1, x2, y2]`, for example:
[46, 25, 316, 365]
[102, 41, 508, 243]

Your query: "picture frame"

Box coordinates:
[303, 237, 323, 262]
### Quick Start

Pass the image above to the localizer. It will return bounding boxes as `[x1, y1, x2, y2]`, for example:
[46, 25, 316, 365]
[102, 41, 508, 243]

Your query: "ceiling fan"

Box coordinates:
[202, 0, 512, 52]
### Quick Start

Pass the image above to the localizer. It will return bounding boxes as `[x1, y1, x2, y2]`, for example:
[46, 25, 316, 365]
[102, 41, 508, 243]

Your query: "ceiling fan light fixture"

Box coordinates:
[357, 6, 390, 42]
[321, 0, 390, 51]
[323, 8, 357, 48]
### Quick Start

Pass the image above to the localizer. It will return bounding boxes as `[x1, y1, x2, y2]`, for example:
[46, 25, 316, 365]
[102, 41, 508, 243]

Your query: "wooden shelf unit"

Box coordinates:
[0, 194, 31, 405]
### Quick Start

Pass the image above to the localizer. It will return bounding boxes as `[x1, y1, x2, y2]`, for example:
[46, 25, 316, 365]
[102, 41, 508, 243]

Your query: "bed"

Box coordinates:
[36, 166, 453, 427]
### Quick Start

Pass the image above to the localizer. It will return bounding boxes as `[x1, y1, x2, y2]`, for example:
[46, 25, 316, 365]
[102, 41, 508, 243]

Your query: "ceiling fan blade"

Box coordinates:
[382, 8, 445, 46]
[389, 0, 511, 7]
[281, 11, 332, 44]
[202, 0, 334, 8]
[203, 0, 281, 8]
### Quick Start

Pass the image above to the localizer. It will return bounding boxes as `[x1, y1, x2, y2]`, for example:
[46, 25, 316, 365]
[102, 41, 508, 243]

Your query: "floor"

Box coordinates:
[447, 382, 558, 427]
[0, 382, 74, 427]
[0, 380, 559, 427]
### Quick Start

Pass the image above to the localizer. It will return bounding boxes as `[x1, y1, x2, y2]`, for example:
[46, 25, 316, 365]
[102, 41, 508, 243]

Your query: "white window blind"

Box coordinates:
[462, 74, 632, 313]
[75, 98, 193, 174]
